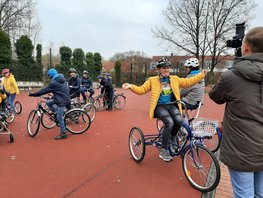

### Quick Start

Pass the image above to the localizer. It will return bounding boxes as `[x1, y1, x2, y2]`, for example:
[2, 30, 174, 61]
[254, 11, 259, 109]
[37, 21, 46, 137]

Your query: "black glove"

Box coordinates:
[28, 92, 33, 96]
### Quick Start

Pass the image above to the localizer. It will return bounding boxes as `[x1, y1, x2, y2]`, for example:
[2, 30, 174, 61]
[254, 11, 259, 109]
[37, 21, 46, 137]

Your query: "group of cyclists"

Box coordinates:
[28, 67, 114, 140]
[2, 57, 204, 146]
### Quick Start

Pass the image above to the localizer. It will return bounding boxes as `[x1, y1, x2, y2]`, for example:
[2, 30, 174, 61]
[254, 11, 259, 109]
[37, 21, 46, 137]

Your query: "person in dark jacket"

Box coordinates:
[209, 26, 263, 198]
[80, 70, 94, 103]
[98, 75, 114, 111]
[29, 69, 71, 140]
[68, 68, 81, 100]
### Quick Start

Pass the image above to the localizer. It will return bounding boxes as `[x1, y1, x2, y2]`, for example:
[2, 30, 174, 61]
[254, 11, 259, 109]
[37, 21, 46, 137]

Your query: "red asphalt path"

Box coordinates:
[0, 89, 224, 198]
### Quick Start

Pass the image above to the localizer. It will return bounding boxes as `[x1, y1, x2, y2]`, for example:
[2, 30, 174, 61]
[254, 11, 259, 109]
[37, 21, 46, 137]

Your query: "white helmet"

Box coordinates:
[184, 58, 199, 68]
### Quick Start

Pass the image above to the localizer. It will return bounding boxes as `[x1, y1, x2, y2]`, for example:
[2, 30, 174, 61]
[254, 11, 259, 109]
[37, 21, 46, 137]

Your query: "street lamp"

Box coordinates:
[130, 58, 134, 83]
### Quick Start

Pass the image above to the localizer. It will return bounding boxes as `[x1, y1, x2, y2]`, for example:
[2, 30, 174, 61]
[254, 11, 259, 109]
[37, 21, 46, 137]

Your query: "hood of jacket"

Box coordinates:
[52, 74, 65, 83]
[233, 53, 263, 83]
[233, 53, 263, 103]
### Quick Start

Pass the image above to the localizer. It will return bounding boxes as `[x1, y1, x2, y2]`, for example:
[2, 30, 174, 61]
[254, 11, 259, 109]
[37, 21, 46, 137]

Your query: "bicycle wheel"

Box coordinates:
[202, 127, 222, 153]
[93, 96, 107, 111]
[14, 101, 22, 114]
[182, 144, 220, 192]
[64, 109, 91, 134]
[114, 95, 126, 110]
[156, 119, 164, 132]
[83, 104, 96, 122]
[27, 110, 41, 137]
[41, 112, 56, 129]
[5, 105, 15, 124]
[128, 127, 145, 163]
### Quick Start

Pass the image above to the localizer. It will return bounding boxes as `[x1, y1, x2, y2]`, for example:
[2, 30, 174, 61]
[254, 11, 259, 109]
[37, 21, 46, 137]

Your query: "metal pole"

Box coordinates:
[49, 48, 52, 67]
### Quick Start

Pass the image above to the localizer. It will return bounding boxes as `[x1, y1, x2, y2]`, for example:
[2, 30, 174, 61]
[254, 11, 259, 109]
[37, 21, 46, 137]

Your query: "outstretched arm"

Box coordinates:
[122, 79, 151, 95]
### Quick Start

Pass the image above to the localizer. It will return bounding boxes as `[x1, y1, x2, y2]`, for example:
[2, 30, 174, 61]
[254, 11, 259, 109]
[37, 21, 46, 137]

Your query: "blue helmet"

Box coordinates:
[97, 75, 103, 79]
[47, 69, 58, 78]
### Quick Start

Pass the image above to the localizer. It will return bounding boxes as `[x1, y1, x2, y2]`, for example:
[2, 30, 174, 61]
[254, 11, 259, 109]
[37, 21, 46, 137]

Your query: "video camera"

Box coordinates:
[226, 22, 246, 57]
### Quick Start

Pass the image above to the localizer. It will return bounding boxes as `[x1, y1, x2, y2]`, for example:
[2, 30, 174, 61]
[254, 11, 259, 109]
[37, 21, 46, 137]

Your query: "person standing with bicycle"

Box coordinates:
[122, 57, 206, 162]
[1, 69, 19, 112]
[98, 75, 114, 111]
[28, 69, 71, 140]
[209, 27, 263, 198]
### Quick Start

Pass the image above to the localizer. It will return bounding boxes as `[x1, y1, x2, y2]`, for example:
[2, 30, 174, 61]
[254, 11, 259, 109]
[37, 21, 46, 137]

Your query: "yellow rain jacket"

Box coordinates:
[130, 73, 205, 119]
[0, 92, 7, 104]
[2, 74, 20, 94]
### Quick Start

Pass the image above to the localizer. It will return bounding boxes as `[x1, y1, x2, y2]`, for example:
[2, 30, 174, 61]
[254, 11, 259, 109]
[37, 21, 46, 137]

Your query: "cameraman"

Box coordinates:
[209, 27, 263, 198]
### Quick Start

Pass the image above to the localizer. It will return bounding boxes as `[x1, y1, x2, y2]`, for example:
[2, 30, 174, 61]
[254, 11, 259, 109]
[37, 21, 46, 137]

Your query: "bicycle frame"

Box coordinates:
[146, 119, 222, 158]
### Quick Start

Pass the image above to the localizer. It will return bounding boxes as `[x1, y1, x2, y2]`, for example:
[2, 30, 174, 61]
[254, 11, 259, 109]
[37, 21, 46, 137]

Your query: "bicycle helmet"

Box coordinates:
[184, 58, 199, 68]
[156, 57, 171, 68]
[47, 69, 58, 78]
[97, 75, 103, 79]
[83, 70, 88, 74]
[2, 68, 10, 74]
[69, 68, 77, 73]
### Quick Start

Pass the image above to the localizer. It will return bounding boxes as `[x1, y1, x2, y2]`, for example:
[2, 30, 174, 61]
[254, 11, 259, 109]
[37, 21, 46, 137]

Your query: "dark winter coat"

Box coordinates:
[29, 74, 71, 107]
[100, 78, 113, 94]
[209, 53, 263, 171]
[81, 77, 93, 90]
[68, 76, 80, 95]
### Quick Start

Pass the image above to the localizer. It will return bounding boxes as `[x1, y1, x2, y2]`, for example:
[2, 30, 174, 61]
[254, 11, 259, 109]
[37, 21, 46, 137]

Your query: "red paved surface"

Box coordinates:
[0, 89, 232, 198]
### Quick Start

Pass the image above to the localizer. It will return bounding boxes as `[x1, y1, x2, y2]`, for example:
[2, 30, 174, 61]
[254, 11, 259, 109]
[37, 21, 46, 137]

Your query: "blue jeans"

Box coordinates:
[46, 99, 66, 134]
[8, 94, 16, 111]
[229, 168, 263, 198]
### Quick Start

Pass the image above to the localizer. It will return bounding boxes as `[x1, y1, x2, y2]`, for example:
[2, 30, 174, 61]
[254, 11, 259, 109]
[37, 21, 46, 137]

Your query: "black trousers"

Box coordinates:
[154, 104, 184, 149]
[105, 89, 114, 109]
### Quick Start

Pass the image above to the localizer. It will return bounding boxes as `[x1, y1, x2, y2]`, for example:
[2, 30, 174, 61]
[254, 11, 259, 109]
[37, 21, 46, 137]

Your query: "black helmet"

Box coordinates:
[156, 57, 171, 68]
[69, 68, 76, 73]
[83, 70, 88, 74]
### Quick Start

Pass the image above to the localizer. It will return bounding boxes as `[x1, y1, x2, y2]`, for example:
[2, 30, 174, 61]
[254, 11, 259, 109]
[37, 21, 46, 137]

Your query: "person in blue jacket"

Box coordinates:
[68, 68, 81, 99]
[80, 70, 94, 103]
[98, 75, 114, 111]
[28, 69, 71, 140]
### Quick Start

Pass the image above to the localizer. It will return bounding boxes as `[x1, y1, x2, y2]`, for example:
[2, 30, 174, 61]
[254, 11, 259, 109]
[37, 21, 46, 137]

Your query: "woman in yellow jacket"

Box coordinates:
[2, 68, 19, 112]
[122, 58, 206, 162]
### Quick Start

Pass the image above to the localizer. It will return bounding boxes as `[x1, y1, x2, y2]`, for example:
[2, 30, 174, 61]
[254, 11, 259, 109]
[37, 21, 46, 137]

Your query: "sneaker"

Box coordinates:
[54, 133, 67, 140]
[159, 148, 173, 162]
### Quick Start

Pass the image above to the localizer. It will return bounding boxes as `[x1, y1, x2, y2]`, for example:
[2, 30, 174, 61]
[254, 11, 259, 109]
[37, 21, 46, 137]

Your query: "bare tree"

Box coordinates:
[152, 0, 255, 72]
[109, 51, 148, 62]
[0, 0, 41, 48]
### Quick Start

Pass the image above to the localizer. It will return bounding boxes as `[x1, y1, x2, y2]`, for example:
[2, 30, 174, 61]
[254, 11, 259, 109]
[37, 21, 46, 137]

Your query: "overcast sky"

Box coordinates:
[37, 0, 263, 60]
